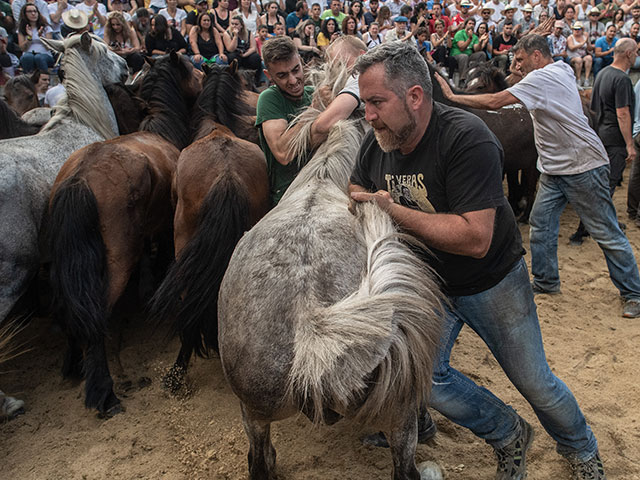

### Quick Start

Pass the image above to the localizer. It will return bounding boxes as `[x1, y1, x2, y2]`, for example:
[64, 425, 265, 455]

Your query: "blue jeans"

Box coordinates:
[19, 51, 54, 73]
[530, 165, 640, 298]
[430, 258, 598, 460]
[593, 56, 613, 78]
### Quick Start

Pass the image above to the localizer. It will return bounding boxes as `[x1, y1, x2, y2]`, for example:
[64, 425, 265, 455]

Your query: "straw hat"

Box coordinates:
[62, 9, 89, 30]
[480, 4, 495, 14]
[572, 21, 584, 29]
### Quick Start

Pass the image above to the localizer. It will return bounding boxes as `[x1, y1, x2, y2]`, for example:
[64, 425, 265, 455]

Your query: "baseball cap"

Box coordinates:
[394, 15, 408, 22]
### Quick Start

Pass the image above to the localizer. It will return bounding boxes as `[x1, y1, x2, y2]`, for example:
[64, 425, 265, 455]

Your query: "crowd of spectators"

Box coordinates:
[2, 0, 640, 93]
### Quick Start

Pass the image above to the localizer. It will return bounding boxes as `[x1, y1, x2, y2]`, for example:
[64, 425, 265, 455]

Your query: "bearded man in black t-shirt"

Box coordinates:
[350, 42, 604, 480]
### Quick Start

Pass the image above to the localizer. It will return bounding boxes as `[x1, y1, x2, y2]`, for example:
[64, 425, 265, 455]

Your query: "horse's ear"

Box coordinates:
[202, 62, 213, 75]
[229, 59, 239, 75]
[41, 37, 64, 53]
[80, 32, 92, 52]
[170, 50, 180, 66]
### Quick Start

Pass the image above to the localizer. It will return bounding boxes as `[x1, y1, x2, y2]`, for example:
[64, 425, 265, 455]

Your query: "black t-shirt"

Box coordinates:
[145, 28, 188, 54]
[350, 102, 524, 296]
[591, 65, 635, 147]
[493, 34, 517, 53]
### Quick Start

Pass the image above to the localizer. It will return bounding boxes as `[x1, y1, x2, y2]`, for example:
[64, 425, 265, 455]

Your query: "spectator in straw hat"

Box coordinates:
[61, 8, 89, 36]
[567, 20, 592, 86]
[516, 4, 537, 38]
[585, 6, 604, 45]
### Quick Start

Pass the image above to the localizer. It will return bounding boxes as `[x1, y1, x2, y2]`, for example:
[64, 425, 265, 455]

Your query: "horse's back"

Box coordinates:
[218, 185, 367, 413]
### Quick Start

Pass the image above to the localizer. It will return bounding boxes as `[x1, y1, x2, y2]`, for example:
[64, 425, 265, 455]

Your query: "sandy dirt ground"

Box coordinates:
[2, 176, 640, 480]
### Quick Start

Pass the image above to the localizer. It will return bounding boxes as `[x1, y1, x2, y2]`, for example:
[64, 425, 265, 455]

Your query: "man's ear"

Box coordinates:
[406, 85, 424, 110]
[263, 68, 272, 82]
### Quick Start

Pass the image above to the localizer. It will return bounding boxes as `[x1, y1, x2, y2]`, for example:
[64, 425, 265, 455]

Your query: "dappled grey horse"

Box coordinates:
[0, 32, 127, 418]
[218, 61, 445, 478]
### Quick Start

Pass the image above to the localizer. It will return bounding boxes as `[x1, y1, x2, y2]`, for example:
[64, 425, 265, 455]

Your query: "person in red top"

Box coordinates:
[429, 3, 451, 34]
[451, 0, 472, 35]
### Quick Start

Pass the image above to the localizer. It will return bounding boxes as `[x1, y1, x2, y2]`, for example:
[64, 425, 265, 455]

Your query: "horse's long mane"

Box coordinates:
[192, 63, 252, 138]
[42, 35, 119, 139]
[0, 97, 40, 139]
[287, 58, 355, 164]
[139, 55, 193, 149]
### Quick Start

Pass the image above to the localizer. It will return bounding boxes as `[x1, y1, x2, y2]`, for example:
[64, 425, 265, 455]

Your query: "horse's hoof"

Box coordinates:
[1, 394, 25, 419]
[97, 402, 125, 419]
[417, 461, 444, 480]
[162, 365, 186, 394]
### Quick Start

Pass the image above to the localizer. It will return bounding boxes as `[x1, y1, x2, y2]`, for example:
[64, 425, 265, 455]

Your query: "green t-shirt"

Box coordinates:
[255, 84, 314, 206]
[320, 9, 347, 26]
[450, 29, 479, 56]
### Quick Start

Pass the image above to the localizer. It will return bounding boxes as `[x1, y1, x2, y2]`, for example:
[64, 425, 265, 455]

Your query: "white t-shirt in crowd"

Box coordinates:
[149, 0, 168, 10]
[25, 25, 53, 54]
[75, 2, 108, 37]
[507, 60, 609, 176]
[45, 83, 66, 107]
[159, 8, 187, 31]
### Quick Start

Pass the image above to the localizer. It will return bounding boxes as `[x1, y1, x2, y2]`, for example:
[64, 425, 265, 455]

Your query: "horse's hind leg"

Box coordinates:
[241, 403, 276, 480]
[163, 343, 192, 393]
[84, 338, 121, 417]
[61, 336, 84, 380]
[383, 408, 443, 480]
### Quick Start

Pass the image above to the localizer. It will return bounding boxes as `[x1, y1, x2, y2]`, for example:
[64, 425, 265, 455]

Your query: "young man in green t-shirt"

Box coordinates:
[450, 17, 484, 87]
[255, 36, 314, 206]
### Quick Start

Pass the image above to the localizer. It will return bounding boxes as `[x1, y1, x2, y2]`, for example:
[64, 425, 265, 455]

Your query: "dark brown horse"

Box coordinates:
[0, 97, 40, 139]
[4, 74, 39, 116]
[430, 62, 539, 223]
[149, 62, 269, 389]
[47, 52, 202, 416]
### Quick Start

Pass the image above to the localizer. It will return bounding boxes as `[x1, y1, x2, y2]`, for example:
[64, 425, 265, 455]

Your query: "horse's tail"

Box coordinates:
[288, 202, 444, 427]
[149, 174, 249, 357]
[48, 177, 107, 344]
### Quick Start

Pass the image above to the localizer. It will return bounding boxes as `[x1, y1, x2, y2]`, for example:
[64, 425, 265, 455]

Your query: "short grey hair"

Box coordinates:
[512, 34, 551, 58]
[354, 41, 432, 100]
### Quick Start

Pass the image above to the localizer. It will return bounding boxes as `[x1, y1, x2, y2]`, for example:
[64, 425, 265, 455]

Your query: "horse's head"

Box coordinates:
[169, 51, 203, 103]
[464, 64, 508, 94]
[42, 33, 128, 87]
[193, 60, 251, 135]
[4, 75, 39, 116]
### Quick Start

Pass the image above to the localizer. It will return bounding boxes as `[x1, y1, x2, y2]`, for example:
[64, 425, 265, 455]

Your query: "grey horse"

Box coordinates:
[0, 33, 127, 418]
[218, 61, 445, 478]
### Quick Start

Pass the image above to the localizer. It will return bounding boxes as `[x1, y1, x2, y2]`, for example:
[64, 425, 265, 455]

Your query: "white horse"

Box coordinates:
[0, 32, 127, 418]
[218, 61, 445, 480]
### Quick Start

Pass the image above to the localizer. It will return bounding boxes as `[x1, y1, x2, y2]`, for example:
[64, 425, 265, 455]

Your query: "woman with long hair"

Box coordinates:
[104, 11, 144, 73]
[317, 16, 339, 49]
[260, 1, 284, 34]
[158, 0, 188, 36]
[190, 12, 227, 69]
[145, 14, 187, 56]
[341, 15, 361, 38]
[132, 8, 151, 50]
[224, 15, 261, 81]
[17, 3, 54, 74]
[293, 18, 321, 62]
[376, 5, 393, 40]
[430, 18, 453, 68]
[213, 0, 231, 34]
[348, 1, 367, 33]
[232, 0, 262, 33]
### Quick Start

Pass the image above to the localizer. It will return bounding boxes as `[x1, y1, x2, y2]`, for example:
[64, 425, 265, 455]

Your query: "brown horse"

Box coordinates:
[47, 52, 202, 416]
[150, 62, 268, 389]
[4, 74, 39, 116]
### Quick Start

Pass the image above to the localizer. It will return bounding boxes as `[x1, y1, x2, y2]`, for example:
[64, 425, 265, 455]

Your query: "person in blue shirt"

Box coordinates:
[285, 1, 308, 35]
[594, 24, 617, 77]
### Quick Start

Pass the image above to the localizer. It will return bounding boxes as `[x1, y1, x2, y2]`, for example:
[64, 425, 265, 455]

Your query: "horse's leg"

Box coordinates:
[383, 408, 422, 480]
[519, 167, 540, 224]
[61, 335, 84, 380]
[85, 336, 121, 416]
[163, 343, 193, 393]
[505, 169, 523, 217]
[241, 403, 276, 480]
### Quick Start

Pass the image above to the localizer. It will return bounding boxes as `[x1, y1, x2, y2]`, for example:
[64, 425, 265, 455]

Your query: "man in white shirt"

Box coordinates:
[488, 0, 504, 23]
[436, 34, 640, 325]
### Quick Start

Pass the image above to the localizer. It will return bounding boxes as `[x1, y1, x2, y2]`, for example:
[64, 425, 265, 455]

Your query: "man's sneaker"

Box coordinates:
[493, 419, 534, 480]
[623, 299, 640, 318]
[567, 452, 606, 480]
[362, 410, 437, 448]
[531, 283, 561, 296]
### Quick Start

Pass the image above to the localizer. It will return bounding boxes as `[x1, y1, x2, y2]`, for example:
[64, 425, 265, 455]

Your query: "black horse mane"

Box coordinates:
[192, 62, 252, 139]
[0, 97, 40, 139]
[139, 54, 194, 150]
[427, 62, 457, 106]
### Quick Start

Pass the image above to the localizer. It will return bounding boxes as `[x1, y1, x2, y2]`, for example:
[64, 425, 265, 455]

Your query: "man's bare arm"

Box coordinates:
[435, 73, 520, 109]
[262, 118, 305, 165]
[350, 189, 496, 258]
[309, 93, 359, 148]
[616, 106, 637, 161]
